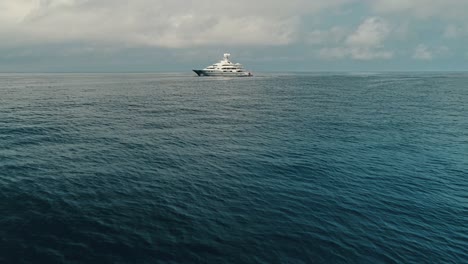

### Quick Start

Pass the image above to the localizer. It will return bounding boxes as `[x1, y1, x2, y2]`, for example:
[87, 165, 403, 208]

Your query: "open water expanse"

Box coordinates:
[0, 72, 467, 263]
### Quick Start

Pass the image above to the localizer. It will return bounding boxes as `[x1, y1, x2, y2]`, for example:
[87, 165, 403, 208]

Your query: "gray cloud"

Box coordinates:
[317, 17, 393, 60]
[0, 0, 351, 47]
[369, 0, 468, 20]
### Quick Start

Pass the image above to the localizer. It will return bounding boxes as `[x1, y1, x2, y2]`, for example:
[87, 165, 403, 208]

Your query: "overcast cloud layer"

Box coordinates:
[1, 0, 468, 71]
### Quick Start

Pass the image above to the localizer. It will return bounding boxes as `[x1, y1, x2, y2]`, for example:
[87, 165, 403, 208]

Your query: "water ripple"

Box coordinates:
[0, 73, 467, 263]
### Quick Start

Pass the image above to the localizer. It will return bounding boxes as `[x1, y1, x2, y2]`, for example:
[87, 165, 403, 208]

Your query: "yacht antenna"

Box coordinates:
[223, 53, 231, 62]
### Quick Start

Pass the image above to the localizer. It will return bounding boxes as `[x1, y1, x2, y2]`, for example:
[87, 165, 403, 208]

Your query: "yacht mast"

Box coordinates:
[223, 53, 231, 62]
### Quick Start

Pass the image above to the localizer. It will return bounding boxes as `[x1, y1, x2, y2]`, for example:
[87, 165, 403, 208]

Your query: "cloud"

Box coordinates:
[412, 44, 450, 60]
[413, 44, 432, 60]
[318, 47, 392, 60]
[443, 24, 466, 39]
[369, 0, 468, 20]
[317, 17, 393, 60]
[0, 0, 352, 48]
[345, 17, 390, 47]
[349, 49, 393, 60]
[318, 47, 348, 59]
[306, 27, 348, 45]
[0, 1, 37, 27]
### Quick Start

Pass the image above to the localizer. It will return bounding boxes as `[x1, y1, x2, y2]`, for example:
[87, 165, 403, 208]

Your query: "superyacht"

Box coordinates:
[193, 53, 253, 77]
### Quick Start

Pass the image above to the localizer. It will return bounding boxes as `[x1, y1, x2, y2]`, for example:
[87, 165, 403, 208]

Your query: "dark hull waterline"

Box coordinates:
[193, 70, 252, 77]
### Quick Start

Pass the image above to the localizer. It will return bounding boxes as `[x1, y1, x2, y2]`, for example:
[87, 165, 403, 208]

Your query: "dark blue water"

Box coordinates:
[0, 73, 467, 263]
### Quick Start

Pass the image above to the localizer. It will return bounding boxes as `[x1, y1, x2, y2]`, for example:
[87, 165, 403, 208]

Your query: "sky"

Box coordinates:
[1, 0, 468, 72]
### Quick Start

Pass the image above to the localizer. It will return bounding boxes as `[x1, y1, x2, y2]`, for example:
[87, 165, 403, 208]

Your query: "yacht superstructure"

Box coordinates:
[193, 53, 252, 77]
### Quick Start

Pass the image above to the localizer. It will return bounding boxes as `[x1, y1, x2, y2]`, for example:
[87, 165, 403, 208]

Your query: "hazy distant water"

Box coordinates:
[0, 72, 467, 263]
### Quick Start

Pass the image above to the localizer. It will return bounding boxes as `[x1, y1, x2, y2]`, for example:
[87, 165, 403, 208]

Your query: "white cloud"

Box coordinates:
[413, 44, 432, 60]
[0, 1, 37, 24]
[412, 44, 450, 60]
[0, 0, 352, 48]
[345, 17, 390, 47]
[317, 17, 393, 60]
[349, 49, 393, 60]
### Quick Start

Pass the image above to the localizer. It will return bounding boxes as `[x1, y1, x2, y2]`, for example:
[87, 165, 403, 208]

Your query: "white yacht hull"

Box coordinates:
[193, 70, 252, 77]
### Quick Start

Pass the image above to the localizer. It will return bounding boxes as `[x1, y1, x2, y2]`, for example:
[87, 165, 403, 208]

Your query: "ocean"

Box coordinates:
[0, 72, 467, 263]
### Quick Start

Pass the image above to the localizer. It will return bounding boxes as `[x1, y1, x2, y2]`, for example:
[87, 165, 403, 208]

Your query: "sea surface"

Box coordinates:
[0, 72, 467, 263]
